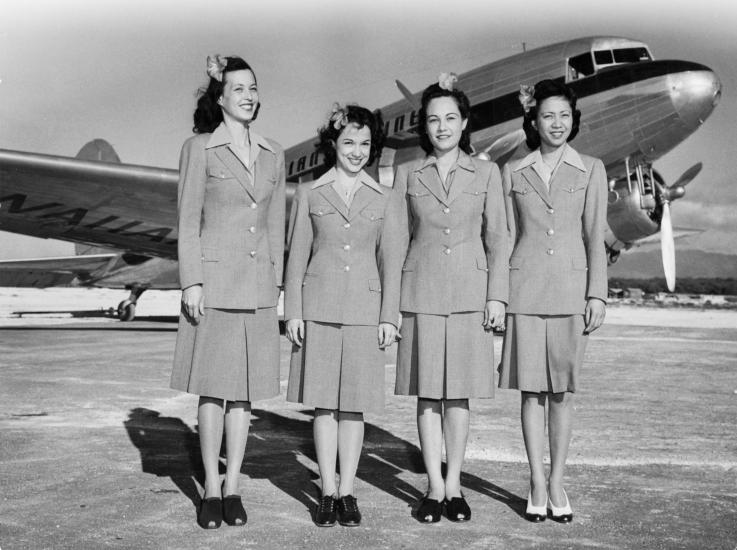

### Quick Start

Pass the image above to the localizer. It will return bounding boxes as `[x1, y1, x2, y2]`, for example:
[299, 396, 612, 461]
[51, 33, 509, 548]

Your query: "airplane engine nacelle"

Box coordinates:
[606, 171, 662, 244]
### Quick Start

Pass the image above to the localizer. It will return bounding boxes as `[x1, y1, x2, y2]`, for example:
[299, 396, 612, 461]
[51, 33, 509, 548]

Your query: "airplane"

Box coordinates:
[0, 36, 721, 320]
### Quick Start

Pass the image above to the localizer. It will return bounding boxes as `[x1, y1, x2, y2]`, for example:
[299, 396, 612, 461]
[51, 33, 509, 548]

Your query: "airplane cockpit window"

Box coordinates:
[567, 52, 595, 81]
[594, 47, 652, 69]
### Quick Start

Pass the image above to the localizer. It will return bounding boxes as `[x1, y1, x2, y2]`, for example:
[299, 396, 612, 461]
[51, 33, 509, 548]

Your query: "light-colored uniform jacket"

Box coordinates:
[394, 152, 509, 315]
[284, 168, 404, 327]
[177, 123, 285, 309]
[503, 144, 608, 315]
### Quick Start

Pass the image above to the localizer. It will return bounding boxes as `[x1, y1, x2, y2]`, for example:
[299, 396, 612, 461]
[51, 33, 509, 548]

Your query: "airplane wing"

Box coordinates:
[0, 147, 178, 259]
[0, 253, 118, 287]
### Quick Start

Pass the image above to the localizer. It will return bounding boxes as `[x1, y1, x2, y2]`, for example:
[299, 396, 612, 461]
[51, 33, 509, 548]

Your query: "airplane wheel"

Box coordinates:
[117, 300, 136, 322]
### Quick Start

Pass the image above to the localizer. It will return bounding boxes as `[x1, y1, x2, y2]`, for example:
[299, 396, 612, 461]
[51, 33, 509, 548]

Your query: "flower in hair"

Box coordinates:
[206, 54, 228, 82]
[519, 84, 537, 113]
[438, 72, 458, 91]
[329, 103, 349, 130]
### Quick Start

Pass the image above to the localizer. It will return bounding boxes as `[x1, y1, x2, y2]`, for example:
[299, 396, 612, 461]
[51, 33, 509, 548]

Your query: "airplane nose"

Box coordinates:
[669, 67, 721, 130]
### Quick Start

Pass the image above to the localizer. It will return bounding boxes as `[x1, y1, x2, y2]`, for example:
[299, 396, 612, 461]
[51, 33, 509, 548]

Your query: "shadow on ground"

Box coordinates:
[124, 407, 526, 520]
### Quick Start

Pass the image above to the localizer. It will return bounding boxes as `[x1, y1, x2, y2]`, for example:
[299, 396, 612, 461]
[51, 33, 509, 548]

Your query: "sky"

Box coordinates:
[1, 0, 735, 263]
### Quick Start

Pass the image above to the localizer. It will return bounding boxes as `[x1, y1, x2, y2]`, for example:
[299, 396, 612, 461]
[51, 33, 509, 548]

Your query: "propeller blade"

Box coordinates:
[395, 80, 420, 110]
[672, 162, 702, 188]
[660, 201, 676, 292]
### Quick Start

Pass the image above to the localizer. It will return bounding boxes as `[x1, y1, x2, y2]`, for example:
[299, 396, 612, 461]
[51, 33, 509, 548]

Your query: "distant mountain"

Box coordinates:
[608, 249, 737, 279]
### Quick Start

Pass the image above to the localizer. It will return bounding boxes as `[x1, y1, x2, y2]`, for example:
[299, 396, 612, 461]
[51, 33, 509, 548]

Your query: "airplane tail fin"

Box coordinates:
[76, 139, 121, 163]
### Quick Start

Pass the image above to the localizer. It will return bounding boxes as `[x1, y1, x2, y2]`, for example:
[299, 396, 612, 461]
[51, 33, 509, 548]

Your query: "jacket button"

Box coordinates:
[443, 228, 450, 235]
[318, 210, 323, 216]
[343, 244, 351, 251]
[547, 207, 554, 214]
[343, 222, 351, 229]
[249, 226, 256, 233]
[443, 207, 450, 214]
[547, 249, 554, 255]
[250, 250, 257, 257]
[547, 228, 554, 236]
[444, 248, 451, 255]
[344, 265, 350, 272]
[251, 202, 258, 209]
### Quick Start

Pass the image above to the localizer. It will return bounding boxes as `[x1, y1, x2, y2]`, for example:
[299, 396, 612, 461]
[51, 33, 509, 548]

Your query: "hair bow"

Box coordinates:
[519, 84, 536, 113]
[438, 72, 458, 91]
[329, 103, 349, 130]
[206, 54, 228, 82]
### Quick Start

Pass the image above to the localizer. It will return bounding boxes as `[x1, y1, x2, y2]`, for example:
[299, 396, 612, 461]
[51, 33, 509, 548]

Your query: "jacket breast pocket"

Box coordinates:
[361, 209, 384, 223]
[402, 258, 417, 272]
[206, 165, 236, 180]
[511, 180, 531, 196]
[201, 247, 219, 262]
[509, 256, 524, 270]
[407, 185, 431, 199]
[309, 206, 337, 218]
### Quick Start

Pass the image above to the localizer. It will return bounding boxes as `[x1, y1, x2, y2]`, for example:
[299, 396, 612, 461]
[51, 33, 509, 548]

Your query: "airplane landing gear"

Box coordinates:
[117, 287, 146, 321]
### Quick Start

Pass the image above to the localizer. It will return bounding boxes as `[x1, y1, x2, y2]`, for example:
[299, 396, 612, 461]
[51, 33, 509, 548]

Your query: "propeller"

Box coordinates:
[659, 200, 676, 292]
[651, 163, 701, 293]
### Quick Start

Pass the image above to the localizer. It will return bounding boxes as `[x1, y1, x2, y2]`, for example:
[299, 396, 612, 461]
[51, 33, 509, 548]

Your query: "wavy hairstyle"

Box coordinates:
[193, 56, 259, 134]
[522, 79, 581, 150]
[316, 105, 385, 168]
[417, 83, 472, 155]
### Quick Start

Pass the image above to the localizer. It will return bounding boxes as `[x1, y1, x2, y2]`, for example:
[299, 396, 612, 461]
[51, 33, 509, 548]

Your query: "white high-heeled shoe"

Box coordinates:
[548, 489, 573, 523]
[525, 490, 547, 522]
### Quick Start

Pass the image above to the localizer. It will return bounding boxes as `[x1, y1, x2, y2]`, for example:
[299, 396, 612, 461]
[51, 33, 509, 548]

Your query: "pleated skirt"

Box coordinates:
[171, 307, 280, 402]
[498, 313, 588, 393]
[287, 321, 386, 415]
[394, 311, 495, 399]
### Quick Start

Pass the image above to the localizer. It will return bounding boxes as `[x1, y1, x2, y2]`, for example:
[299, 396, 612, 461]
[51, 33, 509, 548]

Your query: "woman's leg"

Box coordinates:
[337, 411, 364, 497]
[314, 408, 339, 496]
[548, 391, 573, 506]
[198, 396, 225, 499]
[223, 400, 251, 496]
[521, 391, 547, 506]
[442, 399, 470, 499]
[417, 398, 445, 501]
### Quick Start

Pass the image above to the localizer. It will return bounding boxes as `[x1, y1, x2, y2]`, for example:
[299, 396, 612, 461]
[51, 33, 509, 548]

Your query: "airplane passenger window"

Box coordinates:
[594, 50, 614, 65]
[613, 47, 651, 63]
[568, 52, 595, 80]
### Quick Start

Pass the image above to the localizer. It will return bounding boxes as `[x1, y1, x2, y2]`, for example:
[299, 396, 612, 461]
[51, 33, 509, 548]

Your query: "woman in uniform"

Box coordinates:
[498, 79, 607, 523]
[393, 74, 508, 523]
[284, 104, 403, 527]
[171, 55, 285, 529]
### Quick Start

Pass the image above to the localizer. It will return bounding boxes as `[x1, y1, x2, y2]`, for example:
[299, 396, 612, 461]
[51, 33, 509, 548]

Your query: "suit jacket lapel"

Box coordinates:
[214, 147, 256, 202]
[318, 186, 350, 221]
[520, 166, 553, 208]
[445, 161, 475, 206]
[347, 185, 379, 220]
[415, 167, 449, 206]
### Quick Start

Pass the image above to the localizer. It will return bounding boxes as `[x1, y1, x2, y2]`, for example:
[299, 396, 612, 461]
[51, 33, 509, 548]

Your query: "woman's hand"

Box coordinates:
[286, 319, 305, 346]
[584, 298, 606, 334]
[181, 284, 205, 324]
[483, 300, 506, 332]
[378, 322, 398, 349]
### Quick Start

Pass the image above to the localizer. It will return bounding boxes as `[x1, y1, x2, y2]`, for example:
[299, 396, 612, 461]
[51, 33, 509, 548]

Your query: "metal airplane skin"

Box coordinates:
[0, 36, 721, 320]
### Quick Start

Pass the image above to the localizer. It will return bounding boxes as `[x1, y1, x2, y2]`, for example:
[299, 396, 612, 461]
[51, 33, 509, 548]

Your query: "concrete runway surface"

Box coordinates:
[0, 289, 735, 549]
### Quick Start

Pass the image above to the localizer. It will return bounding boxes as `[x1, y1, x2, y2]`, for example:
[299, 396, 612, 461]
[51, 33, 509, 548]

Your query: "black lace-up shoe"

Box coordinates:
[314, 494, 337, 527]
[336, 495, 361, 526]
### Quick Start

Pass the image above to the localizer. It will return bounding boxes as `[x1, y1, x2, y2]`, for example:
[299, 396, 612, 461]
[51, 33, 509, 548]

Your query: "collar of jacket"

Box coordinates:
[415, 150, 476, 174]
[513, 143, 586, 173]
[310, 167, 384, 194]
[205, 122, 275, 154]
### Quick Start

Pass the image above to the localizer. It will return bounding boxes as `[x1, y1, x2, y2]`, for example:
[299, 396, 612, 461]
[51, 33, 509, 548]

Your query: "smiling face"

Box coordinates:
[534, 95, 573, 152]
[334, 123, 371, 175]
[218, 69, 258, 124]
[425, 96, 468, 155]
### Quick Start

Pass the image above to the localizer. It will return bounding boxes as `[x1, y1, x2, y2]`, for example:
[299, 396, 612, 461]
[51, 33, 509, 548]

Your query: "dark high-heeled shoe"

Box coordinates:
[444, 495, 471, 522]
[416, 496, 442, 523]
[197, 497, 222, 529]
[222, 494, 247, 526]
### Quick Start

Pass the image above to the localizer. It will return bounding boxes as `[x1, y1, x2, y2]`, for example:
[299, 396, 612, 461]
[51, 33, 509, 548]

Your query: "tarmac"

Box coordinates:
[0, 290, 736, 549]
